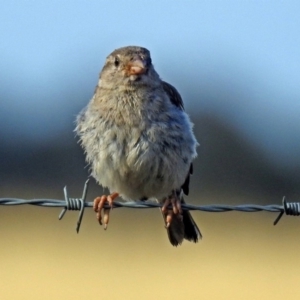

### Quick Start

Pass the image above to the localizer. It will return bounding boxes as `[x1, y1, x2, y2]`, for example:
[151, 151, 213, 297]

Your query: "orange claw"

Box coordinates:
[103, 209, 110, 230]
[107, 192, 119, 209]
[165, 211, 173, 228]
[161, 198, 170, 214]
[93, 193, 119, 229]
[162, 191, 183, 227]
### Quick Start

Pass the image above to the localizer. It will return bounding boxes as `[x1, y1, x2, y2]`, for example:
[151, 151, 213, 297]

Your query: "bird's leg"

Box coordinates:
[161, 190, 183, 228]
[93, 192, 119, 230]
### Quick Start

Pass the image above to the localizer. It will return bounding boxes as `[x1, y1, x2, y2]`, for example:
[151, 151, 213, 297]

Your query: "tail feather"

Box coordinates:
[166, 216, 185, 246]
[162, 197, 202, 246]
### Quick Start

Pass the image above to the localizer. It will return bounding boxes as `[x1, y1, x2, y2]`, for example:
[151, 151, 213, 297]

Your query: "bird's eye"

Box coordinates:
[114, 57, 120, 67]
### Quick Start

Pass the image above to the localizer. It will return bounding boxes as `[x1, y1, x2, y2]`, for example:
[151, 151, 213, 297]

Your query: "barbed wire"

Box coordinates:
[1, 179, 299, 232]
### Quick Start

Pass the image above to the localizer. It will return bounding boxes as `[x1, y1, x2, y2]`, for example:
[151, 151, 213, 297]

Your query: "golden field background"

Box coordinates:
[1, 179, 300, 300]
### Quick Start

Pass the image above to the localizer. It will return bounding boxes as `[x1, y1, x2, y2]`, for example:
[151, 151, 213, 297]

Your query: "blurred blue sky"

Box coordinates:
[1, 1, 300, 169]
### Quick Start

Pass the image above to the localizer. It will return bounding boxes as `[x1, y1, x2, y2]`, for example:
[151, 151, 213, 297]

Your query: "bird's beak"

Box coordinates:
[126, 59, 147, 75]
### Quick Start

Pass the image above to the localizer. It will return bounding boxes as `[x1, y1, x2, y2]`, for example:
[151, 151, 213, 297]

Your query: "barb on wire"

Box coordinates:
[59, 179, 90, 233]
[1, 180, 300, 232]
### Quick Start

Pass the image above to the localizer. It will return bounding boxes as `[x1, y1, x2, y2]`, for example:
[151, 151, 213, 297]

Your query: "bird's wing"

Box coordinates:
[162, 81, 193, 196]
[162, 81, 184, 110]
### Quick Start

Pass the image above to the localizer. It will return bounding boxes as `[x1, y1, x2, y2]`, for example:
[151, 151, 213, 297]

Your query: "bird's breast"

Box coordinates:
[78, 90, 196, 200]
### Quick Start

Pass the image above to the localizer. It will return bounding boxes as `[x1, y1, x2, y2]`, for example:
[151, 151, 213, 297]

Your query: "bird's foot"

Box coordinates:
[161, 191, 183, 228]
[93, 192, 119, 230]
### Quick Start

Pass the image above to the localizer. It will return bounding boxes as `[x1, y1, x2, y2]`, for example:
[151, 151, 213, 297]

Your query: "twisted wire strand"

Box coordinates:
[0, 198, 283, 211]
[1, 179, 299, 232]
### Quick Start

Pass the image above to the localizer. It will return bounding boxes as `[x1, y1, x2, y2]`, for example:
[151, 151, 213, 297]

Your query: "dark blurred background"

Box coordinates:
[1, 1, 300, 299]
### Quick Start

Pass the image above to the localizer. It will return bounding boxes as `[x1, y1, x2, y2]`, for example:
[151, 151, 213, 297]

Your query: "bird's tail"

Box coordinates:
[162, 197, 202, 246]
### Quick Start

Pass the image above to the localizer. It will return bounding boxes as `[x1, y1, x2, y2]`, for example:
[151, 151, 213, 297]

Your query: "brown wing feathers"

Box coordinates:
[162, 81, 193, 196]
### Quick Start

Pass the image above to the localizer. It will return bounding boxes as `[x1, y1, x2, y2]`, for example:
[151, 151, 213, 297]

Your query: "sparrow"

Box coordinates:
[76, 46, 201, 246]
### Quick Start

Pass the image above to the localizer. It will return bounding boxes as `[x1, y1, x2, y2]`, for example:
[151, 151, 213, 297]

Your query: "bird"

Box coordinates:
[76, 46, 201, 246]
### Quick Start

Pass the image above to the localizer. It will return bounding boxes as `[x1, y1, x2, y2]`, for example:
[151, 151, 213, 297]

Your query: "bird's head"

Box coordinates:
[98, 46, 161, 89]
